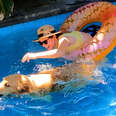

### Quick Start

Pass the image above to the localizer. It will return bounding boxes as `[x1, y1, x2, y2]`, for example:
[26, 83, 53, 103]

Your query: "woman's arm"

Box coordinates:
[21, 49, 63, 63]
[21, 37, 70, 63]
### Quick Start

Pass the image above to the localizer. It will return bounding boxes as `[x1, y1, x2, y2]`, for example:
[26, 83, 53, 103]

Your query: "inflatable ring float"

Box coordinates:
[60, 2, 116, 62]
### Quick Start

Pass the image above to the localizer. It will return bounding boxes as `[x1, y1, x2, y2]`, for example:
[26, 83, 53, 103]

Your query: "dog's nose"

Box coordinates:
[0, 94, 3, 97]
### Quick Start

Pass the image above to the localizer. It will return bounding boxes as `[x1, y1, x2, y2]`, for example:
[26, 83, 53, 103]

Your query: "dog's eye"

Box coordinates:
[4, 83, 10, 87]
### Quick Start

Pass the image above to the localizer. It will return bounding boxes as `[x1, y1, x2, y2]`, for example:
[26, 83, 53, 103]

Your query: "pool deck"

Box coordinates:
[0, 0, 115, 28]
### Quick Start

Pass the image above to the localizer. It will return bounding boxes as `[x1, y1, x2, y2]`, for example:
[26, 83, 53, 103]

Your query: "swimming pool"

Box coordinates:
[1, 3, 116, 116]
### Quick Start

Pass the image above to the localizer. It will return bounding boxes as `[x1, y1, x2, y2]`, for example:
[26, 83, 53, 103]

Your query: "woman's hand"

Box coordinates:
[21, 53, 31, 63]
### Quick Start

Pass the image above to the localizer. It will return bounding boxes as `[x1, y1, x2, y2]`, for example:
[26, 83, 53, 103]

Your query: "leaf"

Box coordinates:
[0, 0, 14, 20]
[0, 12, 4, 20]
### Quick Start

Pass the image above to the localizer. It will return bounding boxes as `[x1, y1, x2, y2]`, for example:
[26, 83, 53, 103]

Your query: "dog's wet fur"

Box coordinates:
[0, 62, 96, 97]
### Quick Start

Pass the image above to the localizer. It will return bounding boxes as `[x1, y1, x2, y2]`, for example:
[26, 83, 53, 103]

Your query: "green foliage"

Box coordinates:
[0, 0, 13, 20]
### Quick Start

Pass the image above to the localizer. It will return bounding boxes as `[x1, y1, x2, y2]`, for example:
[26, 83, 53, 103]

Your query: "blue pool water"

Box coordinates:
[1, 3, 116, 116]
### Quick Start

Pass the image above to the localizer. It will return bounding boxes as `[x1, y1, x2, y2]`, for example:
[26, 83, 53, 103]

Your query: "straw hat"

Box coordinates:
[33, 25, 62, 42]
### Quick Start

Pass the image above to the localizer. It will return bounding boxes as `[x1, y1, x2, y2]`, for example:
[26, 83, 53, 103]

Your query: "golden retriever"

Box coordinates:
[0, 62, 96, 97]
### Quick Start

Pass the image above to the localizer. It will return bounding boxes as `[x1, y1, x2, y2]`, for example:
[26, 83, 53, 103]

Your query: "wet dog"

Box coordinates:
[0, 62, 96, 97]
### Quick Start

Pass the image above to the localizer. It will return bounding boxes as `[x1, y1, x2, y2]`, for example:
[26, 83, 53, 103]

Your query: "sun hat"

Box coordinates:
[33, 25, 62, 42]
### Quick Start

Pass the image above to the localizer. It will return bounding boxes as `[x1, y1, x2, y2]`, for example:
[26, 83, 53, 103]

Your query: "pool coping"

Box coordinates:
[0, 0, 115, 28]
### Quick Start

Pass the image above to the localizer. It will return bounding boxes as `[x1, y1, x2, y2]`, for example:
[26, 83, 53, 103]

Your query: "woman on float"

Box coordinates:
[21, 25, 92, 63]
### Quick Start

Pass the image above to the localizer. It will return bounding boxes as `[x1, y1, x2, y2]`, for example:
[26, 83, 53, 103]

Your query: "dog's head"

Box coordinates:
[0, 73, 54, 97]
[0, 74, 31, 96]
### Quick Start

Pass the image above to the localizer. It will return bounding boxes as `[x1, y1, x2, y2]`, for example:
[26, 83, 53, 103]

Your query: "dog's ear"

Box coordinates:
[16, 75, 32, 94]
[17, 85, 30, 94]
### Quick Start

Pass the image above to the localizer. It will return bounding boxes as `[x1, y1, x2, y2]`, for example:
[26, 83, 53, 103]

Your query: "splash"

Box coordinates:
[33, 63, 53, 72]
[92, 67, 106, 84]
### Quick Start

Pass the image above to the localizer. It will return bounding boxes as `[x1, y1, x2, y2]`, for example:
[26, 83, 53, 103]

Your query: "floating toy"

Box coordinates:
[60, 2, 116, 61]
